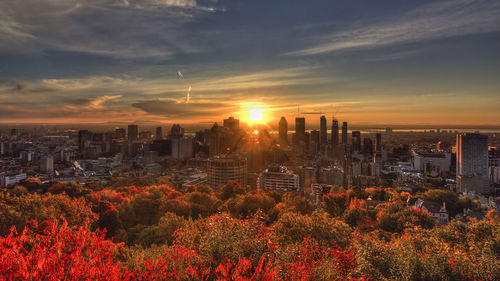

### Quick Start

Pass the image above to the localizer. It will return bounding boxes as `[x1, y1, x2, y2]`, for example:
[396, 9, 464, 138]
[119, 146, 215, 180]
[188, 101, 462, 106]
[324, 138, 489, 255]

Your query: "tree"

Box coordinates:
[323, 193, 348, 217]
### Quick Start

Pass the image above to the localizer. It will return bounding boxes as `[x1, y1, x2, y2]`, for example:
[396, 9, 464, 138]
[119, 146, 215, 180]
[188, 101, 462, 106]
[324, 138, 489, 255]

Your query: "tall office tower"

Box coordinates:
[295, 117, 306, 144]
[10, 128, 18, 137]
[320, 116, 327, 145]
[223, 116, 240, 131]
[310, 130, 320, 153]
[78, 130, 90, 153]
[128, 124, 138, 141]
[169, 124, 184, 138]
[209, 123, 224, 156]
[363, 138, 374, 156]
[115, 128, 126, 139]
[456, 133, 489, 194]
[341, 122, 348, 144]
[331, 119, 339, 146]
[207, 154, 247, 188]
[156, 127, 163, 140]
[279, 116, 288, 145]
[351, 131, 361, 152]
[375, 133, 382, 152]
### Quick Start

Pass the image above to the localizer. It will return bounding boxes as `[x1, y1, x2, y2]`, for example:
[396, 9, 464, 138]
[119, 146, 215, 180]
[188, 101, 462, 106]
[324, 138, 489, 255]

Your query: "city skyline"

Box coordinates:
[1, 0, 499, 125]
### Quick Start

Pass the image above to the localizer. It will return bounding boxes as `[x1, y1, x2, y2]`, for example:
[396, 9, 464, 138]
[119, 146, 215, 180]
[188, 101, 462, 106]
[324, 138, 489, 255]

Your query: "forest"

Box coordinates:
[0, 178, 498, 280]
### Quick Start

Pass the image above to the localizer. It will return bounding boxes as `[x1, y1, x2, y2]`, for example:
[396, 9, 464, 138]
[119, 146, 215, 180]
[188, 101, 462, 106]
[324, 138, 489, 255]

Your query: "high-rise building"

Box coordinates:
[310, 130, 320, 153]
[332, 119, 339, 147]
[156, 127, 163, 140]
[169, 124, 184, 138]
[375, 133, 382, 152]
[341, 122, 348, 144]
[363, 138, 374, 156]
[489, 148, 500, 185]
[352, 131, 361, 152]
[223, 116, 240, 131]
[258, 165, 299, 191]
[279, 116, 288, 146]
[115, 128, 126, 139]
[78, 130, 90, 153]
[128, 125, 138, 141]
[40, 155, 54, 173]
[299, 166, 317, 193]
[171, 137, 194, 159]
[295, 117, 305, 144]
[10, 128, 18, 137]
[456, 133, 489, 194]
[331, 119, 339, 146]
[320, 116, 327, 145]
[209, 123, 221, 156]
[207, 154, 247, 188]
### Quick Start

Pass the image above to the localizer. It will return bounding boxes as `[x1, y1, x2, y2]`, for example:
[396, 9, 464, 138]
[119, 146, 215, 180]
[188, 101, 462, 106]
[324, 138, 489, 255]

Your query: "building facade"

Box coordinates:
[258, 165, 299, 192]
[207, 155, 247, 188]
[456, 133, 489, 194]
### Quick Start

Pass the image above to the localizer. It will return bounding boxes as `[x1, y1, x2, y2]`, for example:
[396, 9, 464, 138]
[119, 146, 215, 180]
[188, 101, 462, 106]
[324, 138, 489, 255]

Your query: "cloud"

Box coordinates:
[0, 0, 222, 59]
[287, 0, 500, 56]
[132, 98, 232, 119]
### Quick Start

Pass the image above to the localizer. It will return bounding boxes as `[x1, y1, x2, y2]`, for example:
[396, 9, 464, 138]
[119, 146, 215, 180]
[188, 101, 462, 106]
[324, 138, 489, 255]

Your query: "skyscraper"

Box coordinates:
[78, 130, 90, 153]
[375, 133, 382, 152]
[279, 116, 288, 145]
[320, 116, 327, 145]
[128, 124, 138, 141]
[169, 124, 184, 138]
[363, 138, 374, 156]
[331, 119, 339, 147]
[310, 130, 320, 153]
[156, 127, 163, 140]
[352, 131, 361, 152]
[295, 117, 305, 144]
[456, 133, 489, 194]
[341, 122, 348, 144]
[223, 116, 240, 131]
[115, 128, 126, 139]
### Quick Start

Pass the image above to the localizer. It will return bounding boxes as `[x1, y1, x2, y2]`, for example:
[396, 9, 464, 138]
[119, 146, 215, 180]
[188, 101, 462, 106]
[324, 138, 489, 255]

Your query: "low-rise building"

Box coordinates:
[258, 165, 299, 192]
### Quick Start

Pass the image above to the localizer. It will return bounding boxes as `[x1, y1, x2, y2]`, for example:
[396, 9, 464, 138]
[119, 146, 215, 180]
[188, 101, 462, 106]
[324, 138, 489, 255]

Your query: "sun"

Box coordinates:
[236, 102, 268, 125]
[249, 109, 264, 122]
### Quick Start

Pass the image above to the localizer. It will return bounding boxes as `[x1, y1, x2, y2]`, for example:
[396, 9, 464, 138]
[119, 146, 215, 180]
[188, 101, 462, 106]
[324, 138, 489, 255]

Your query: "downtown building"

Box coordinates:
[207, 154, 247, 188]
[456, 133, 489, 194]
[412, 150, 451, 177]
[258, 165, 299, 192]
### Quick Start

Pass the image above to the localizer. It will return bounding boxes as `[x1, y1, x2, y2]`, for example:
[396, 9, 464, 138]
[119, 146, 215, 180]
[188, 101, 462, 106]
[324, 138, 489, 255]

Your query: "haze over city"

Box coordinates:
[1, 0, 499, 125]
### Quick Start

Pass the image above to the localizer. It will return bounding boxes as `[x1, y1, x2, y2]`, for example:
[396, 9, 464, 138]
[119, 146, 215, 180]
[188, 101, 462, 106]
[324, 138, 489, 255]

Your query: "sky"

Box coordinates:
[0, 0, 499, 126]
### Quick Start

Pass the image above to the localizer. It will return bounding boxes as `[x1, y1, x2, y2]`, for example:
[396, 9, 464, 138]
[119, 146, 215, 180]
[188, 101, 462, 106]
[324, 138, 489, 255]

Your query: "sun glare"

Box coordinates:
[249, 109, 264, 122]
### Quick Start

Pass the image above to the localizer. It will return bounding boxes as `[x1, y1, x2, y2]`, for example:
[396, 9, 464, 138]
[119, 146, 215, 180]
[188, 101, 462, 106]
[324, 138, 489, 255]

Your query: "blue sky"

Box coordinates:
[0, 0, 499, 125]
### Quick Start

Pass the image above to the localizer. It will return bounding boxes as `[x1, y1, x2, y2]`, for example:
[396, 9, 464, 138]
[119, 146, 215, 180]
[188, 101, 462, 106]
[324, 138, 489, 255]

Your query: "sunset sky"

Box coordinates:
[1, 0, 499, 125]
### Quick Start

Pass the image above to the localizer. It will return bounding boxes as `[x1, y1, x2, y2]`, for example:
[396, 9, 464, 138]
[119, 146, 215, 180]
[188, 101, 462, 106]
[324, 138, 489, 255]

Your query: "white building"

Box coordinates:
[258, 165, 299, 192]
[412, 150, 451, 176]
[0, 172, 27, 186]
[408, 198, 449, 224]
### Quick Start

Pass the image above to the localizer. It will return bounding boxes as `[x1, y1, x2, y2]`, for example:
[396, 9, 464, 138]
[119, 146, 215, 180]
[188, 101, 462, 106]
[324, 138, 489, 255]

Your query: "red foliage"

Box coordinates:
[0, 219, 130, 281]
[286, 238, 357, 280]
[48, 182, 64, 194]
